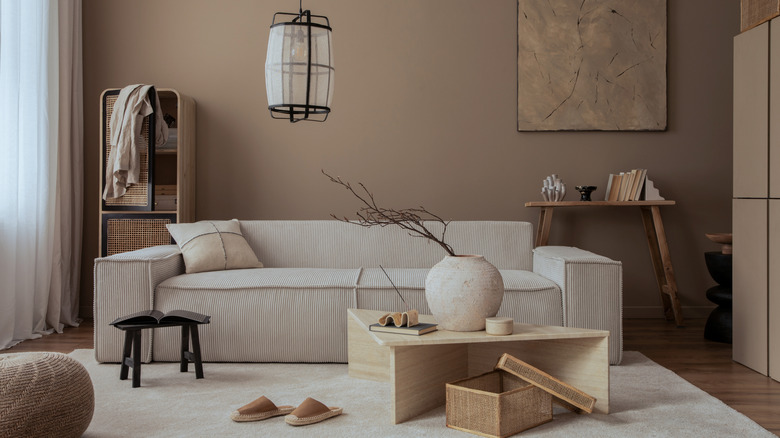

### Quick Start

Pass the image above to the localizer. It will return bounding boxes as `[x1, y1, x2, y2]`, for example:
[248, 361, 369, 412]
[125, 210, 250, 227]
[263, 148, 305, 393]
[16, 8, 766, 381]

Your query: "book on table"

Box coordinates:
[603, 174, 615, 201]
[605, 168, 649, 201]
[110, 309, 210, 326]
[369, 322, 437, 336]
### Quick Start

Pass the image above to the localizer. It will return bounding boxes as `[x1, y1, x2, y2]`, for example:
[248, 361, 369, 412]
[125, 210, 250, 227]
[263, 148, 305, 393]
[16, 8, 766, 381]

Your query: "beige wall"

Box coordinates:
[81, 0, 739, 319]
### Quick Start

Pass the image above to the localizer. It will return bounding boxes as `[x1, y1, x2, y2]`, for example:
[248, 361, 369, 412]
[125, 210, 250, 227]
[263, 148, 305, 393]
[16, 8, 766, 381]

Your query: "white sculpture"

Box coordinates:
[541, 174, 566, 201]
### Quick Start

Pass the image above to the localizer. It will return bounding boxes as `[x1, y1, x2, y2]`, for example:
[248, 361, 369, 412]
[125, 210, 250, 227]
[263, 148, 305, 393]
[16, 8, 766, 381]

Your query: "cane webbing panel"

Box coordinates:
[741, 0, 780, 31]
[103, 93, 152, 207]
[106, 218, 172, 256]
[496, 353, 596, 413]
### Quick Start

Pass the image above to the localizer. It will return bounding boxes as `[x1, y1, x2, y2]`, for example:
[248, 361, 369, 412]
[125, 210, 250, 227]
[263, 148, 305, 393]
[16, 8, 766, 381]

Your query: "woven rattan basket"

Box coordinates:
[446, 370, 552, 438]
[741, 0, 780, 31]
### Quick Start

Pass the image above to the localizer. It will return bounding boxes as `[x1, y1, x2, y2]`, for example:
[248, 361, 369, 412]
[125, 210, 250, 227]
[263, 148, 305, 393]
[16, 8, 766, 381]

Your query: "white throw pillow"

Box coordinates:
[166, 219, 263, 274]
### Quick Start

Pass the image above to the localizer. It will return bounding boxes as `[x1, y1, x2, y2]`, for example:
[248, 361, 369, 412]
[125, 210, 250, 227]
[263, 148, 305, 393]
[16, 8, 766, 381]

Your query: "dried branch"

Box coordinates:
[323, 170, 456, 256]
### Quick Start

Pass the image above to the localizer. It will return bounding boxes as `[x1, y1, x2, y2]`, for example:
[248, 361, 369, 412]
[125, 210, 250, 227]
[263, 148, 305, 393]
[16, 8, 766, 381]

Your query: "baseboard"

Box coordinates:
[624, 306, 715, 319]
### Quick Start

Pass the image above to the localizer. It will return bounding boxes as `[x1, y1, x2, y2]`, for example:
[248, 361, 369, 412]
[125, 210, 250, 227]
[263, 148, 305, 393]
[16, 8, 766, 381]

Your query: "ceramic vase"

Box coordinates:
[425, 255, 504, 331]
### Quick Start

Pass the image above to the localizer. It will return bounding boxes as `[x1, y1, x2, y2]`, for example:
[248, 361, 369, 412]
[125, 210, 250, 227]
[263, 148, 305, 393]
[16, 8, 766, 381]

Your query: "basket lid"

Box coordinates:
[495, 353, 596, 413]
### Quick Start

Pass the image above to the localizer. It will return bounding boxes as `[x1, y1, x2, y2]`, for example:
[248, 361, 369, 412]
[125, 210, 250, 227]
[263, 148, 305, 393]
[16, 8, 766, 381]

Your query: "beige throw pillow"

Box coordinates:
[166, 219, 263, 274]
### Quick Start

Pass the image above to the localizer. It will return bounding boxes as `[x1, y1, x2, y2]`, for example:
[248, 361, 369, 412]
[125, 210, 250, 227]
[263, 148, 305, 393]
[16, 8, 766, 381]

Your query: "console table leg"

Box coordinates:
[536, 207, 554, 247]
[640, 206, 684, 326]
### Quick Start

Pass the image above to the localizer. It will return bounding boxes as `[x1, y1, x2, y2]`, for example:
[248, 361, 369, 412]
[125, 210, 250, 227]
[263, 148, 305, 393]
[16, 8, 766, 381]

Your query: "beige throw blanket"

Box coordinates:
[102, 84, 168, 200]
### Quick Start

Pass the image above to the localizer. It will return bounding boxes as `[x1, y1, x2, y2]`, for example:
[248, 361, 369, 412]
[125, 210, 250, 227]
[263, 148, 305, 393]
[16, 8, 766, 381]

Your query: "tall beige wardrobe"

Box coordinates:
[733, 18, 780, 381]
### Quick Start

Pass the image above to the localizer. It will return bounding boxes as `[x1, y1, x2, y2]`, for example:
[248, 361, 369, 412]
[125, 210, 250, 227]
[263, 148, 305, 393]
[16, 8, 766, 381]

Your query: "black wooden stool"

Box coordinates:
[116, 322, 206, 387]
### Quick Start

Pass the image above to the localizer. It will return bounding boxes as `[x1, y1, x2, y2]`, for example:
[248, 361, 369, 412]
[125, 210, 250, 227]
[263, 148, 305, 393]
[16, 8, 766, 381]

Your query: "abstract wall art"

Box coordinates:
[517, 0, 667, 131]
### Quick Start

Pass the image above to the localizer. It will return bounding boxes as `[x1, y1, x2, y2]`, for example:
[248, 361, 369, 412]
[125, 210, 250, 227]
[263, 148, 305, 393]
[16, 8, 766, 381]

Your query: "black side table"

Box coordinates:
[704, 251, 732, 343]
[115, 321, 207, 387]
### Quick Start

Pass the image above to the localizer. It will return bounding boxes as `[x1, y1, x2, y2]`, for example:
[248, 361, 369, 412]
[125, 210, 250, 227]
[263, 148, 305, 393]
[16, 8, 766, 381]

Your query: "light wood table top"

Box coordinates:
[525, 200, 676, 207]
[349, 308, 609, 347]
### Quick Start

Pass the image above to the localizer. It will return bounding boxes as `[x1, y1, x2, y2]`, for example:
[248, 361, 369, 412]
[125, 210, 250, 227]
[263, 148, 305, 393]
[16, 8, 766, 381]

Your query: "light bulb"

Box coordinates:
[291, 28, 308, 62]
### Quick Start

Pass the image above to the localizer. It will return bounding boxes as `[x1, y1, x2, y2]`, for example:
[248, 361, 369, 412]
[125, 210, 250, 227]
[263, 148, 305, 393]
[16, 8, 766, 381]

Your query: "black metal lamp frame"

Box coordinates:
[268, 3, 333, 123]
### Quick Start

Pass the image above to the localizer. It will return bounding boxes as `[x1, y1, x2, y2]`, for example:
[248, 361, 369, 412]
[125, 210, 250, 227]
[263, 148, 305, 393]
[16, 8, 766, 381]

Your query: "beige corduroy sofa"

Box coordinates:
[94, 220, 623, 365]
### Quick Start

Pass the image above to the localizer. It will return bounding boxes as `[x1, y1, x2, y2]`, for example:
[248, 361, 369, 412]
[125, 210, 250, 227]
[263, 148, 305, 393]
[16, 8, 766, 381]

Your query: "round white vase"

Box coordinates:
[425, 255, 504, 332]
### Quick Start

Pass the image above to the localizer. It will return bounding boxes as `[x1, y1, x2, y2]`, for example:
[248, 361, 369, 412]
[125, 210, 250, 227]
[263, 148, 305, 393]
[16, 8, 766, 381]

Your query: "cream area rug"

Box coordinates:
[70, 350, 773, 437]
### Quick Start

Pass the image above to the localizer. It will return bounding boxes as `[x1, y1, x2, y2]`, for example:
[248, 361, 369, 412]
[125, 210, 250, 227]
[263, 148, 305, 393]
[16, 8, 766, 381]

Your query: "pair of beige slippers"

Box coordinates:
[230, 395, 343, 426]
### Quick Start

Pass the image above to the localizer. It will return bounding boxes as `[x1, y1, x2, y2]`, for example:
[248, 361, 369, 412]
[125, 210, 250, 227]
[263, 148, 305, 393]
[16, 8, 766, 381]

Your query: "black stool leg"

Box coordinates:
[190, 325, 204, 379]
[119, 330, 133, 381]
[132, 330, 142, 388]
[180, 324, 190, 372]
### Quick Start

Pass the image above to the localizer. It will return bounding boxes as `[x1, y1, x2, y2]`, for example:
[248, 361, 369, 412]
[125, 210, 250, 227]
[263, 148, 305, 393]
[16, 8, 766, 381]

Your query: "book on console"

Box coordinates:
[110, 309, 210, 326]
[369, 322, 437, 336]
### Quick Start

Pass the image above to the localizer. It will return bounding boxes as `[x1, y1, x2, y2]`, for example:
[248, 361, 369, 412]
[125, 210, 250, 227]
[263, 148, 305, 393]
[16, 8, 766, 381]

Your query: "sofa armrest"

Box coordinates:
[533, 246, 623, 364]
[93, 245, 184, 363]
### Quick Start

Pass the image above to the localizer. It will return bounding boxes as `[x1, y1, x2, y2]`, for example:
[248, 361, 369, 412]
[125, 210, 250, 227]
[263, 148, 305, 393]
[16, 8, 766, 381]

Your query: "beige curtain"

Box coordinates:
[51, 0, 83, 329]
[0, 0, 82, 350]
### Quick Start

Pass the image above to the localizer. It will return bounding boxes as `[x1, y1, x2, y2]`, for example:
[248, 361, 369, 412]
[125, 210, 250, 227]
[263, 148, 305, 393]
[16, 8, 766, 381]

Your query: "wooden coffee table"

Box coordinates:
[347, 308, 610, 424]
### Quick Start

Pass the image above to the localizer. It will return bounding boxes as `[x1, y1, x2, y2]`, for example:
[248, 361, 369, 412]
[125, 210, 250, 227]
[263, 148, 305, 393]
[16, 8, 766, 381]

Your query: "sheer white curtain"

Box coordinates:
[0, 0, 83, 350]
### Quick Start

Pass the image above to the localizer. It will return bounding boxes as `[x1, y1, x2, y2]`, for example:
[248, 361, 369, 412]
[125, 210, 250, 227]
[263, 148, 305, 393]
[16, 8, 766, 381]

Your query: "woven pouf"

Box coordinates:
[0, 352, 94, 438]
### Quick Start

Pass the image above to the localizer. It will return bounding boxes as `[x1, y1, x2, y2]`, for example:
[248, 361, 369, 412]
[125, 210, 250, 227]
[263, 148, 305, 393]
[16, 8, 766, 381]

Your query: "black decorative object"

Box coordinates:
[265, 0, 334, 122]
[704, 250, 732, 344]
[575, 186, 597, 201]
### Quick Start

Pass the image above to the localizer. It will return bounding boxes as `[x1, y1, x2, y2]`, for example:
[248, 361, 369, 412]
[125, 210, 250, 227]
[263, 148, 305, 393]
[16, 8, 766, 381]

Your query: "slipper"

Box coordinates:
[230, 395, 295, 422]
[284, 397, 343, 426]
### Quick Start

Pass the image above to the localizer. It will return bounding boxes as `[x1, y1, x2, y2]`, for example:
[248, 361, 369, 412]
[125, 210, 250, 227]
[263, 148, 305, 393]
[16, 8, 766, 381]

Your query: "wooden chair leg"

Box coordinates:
[132, 330, 142, 388]
[190, 325, 204, 379]
[119, 330, 133, 381]
[180, 325, 190, 373]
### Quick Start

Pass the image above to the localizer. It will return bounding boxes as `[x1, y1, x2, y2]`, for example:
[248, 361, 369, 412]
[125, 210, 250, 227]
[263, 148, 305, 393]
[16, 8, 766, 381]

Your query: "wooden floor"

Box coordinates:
[3, 318, 779, 435]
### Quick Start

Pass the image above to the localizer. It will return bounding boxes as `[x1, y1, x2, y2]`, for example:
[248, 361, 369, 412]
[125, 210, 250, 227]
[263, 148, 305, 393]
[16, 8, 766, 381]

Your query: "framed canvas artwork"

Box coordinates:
[517, 0, 667, 131]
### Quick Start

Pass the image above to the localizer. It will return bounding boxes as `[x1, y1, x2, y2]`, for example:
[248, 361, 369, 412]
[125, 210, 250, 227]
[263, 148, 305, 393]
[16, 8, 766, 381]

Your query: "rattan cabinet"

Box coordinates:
[99, 88, 196, 257]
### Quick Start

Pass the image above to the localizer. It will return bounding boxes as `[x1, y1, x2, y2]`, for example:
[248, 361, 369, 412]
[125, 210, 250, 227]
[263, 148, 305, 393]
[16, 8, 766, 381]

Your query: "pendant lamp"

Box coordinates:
[265, 1, 334, 122]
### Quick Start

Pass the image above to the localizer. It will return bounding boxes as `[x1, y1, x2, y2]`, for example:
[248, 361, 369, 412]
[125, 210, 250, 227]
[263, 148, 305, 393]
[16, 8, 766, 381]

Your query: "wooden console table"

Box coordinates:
[524, 200, 683, 326]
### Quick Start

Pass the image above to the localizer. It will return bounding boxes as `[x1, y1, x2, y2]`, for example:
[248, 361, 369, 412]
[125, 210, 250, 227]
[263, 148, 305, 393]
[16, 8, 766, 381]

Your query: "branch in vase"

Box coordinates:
[323, 170, 456, 256]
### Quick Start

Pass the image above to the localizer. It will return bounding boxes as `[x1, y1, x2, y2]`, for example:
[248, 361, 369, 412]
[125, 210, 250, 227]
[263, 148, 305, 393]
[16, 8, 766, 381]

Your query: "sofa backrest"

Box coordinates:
[238, 220, 534, 270]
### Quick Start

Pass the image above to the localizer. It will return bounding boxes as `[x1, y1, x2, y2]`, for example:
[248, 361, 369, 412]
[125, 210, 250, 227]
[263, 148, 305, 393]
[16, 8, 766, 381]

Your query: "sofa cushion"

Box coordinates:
[158, 267, 362, 290]
[154, 268, 360, 363]
[497, 270, 563, 326]
[238, 221, 535, 270]
[354, 267, 563, 326]
[166, 219, 262, 274]
[354, 267, 559, 292]
[356, 268, 431, 313]
[153, 267, 563, 362]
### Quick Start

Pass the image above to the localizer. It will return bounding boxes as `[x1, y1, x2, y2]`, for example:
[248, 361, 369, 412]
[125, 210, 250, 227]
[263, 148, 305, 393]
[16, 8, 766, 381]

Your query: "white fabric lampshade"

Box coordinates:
[265, 19, 334, 122]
